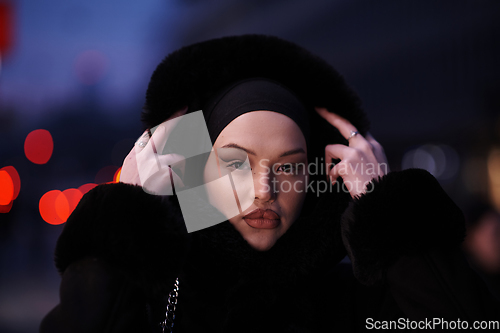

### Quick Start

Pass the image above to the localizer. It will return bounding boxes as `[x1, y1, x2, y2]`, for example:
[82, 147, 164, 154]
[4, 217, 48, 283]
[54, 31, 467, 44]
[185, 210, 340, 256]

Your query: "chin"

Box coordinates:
[245, 236, 277, 251]
[238, 225, 282, 251]
[229, 217, 288, 251]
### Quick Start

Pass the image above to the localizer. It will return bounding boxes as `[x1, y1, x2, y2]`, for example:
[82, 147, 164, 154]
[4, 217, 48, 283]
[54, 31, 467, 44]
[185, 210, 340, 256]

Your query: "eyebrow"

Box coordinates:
[220, 143, 306, 158]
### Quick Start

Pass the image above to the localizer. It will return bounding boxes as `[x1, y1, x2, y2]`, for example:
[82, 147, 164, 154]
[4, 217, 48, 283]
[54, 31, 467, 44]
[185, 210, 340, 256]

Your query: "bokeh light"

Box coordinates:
[78, 183, 98, 195]
[54, 191, 70, 222]
[0, 2, 13, 55]
[62, 188, 83, 213]
[1, 166, 20, 200]
[0, 201, 13, 213]
[0, 170, 14, 205]
[487, 148, 500, 211]
[401, 144, 459, 180]
[24, 129, 54, 164]
[113, 167, 121, 183]
[95, 165, 119, 184]
[462, 157, 487, 195]
[39, 190, 66, 225]
[39, 189, 84, 225]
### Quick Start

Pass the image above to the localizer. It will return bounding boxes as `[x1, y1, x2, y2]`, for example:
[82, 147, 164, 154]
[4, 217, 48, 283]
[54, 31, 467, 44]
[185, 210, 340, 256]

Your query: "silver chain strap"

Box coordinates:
[160, 277, 180, 333]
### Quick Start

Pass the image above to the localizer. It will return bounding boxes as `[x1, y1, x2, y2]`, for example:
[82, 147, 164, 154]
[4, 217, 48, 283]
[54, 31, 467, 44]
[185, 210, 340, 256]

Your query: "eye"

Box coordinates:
[276, 163, 305, 175]
[277, 163, 295, 173]
[226, 160, 251, 171]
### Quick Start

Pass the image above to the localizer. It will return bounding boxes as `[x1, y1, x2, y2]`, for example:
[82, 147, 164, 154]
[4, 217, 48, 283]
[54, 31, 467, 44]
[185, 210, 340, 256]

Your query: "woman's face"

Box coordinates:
[203, 111, 308, 251]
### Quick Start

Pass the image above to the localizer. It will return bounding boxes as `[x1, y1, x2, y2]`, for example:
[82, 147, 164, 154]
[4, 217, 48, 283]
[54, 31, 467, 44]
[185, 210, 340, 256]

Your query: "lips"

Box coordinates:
[243, 209, 281, 229]
[243, 208, 280, 220]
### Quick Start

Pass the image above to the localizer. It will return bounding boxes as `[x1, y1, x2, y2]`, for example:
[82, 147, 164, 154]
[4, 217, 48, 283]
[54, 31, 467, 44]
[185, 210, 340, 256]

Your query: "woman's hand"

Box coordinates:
[120, 107, 188, 195]
[315, 107, 389, 198]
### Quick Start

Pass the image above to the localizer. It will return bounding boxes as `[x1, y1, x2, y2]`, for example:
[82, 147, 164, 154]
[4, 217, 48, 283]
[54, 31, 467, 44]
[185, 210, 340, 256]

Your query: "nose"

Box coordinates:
[254, 168, 276, 203]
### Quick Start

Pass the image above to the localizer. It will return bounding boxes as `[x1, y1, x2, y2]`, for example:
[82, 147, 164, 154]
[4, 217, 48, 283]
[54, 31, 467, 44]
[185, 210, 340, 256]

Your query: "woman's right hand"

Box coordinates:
[120, 106, 188, 195]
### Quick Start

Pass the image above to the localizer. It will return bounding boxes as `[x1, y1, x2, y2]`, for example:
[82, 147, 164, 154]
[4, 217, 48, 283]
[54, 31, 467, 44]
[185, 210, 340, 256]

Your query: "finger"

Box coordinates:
[315, 107, 359, 142]
[134, 130, 151, 150]
[142, 166, 184, 196]
[315, 108, 379, 161]
[135, 130, 160, 180]
[126, 131, 157, 186]
[156, 153, 186, 178]
[365, 132, 383, 156]
[149, 106, 188, 154]
[171, 167, 185, 190]
[134, 152, 185, 189]
[120, 146, 141, 185]
[324, 144, 351, 177]
[328, 162, 343, 185]
[365, 132, 377, 146]
[366, 132, 390, 173]
[134, 107, 188, 184]
[329, 162, 371, 198]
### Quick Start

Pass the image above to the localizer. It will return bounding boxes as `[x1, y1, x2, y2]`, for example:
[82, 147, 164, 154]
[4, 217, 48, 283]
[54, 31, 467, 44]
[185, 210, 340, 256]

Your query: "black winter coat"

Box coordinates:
[40, 168, 500, 333]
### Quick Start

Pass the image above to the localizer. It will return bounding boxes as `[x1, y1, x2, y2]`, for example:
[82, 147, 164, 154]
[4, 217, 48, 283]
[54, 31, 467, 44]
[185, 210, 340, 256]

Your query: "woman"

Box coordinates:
[41, 35, 499, 333]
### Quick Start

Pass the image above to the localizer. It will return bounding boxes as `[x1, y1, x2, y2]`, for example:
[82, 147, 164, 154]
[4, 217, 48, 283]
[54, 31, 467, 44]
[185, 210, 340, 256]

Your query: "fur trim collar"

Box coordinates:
[177, 187, 350, 332]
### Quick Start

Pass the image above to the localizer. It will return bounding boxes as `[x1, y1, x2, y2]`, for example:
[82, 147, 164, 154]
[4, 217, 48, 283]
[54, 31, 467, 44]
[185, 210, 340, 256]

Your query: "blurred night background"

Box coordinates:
[1, 0, 500, 332]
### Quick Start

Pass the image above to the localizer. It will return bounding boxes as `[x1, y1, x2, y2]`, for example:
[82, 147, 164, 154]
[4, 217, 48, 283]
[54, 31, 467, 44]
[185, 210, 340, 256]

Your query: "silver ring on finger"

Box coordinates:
[136, 130, 151, 148]
[347, 130, 359, 140]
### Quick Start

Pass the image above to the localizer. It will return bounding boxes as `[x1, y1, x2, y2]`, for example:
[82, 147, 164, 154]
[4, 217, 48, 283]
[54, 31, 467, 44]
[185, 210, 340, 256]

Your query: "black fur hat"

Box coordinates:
[142, 34, 369, 162]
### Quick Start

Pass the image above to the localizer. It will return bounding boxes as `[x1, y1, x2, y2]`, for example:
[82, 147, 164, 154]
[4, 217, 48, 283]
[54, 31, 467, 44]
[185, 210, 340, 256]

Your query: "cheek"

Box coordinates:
[206, 183, 243, 223]
[277, 175, 308, 220]
[203, 155, 241, 220]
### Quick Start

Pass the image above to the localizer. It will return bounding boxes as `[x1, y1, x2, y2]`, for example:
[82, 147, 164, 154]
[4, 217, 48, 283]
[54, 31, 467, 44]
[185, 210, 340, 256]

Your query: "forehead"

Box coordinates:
[213, 111, 307, 153]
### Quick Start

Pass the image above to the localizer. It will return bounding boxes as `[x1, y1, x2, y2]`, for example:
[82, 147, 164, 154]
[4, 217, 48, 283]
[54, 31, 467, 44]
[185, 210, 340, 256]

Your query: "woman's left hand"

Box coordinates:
[120, 107, 188, 195]
[315, 107, 389, 198]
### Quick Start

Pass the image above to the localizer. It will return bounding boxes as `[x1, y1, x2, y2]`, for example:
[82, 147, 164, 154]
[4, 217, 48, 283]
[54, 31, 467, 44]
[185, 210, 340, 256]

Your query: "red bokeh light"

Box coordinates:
[62, 188, 83, 212]
[24, 129, 54, 164]
[1, 166, 20, 200]
[40, 188, 85, 225]
[95, 165, 119, 184]
[0, 170, 14, 206]
[0, 2, 13, 54]
[78, 183, 98, 195]
[40, 190, 66, 225]
[54, 191, 70, 222]
[0, 201, 13, 213]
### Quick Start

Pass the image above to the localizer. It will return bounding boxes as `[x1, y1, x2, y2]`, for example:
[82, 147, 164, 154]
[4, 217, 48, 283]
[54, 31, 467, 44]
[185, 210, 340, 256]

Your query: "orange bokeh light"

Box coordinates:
[40, 188, 85, 225]
[24, 129, 54, 164]
[1, 166, 20, 200]
[54, 191, 70, 222]
[113, 167, 121, 183]
[0, 170, 14, 205]
[62, 188, 83, 212]
[40, 190, 66, 225]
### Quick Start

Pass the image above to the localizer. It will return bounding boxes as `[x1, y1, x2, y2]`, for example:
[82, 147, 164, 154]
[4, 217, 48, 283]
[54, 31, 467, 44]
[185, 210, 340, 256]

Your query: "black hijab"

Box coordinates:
[202, 78, 310, 147]
[173, 77, 350, 331]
